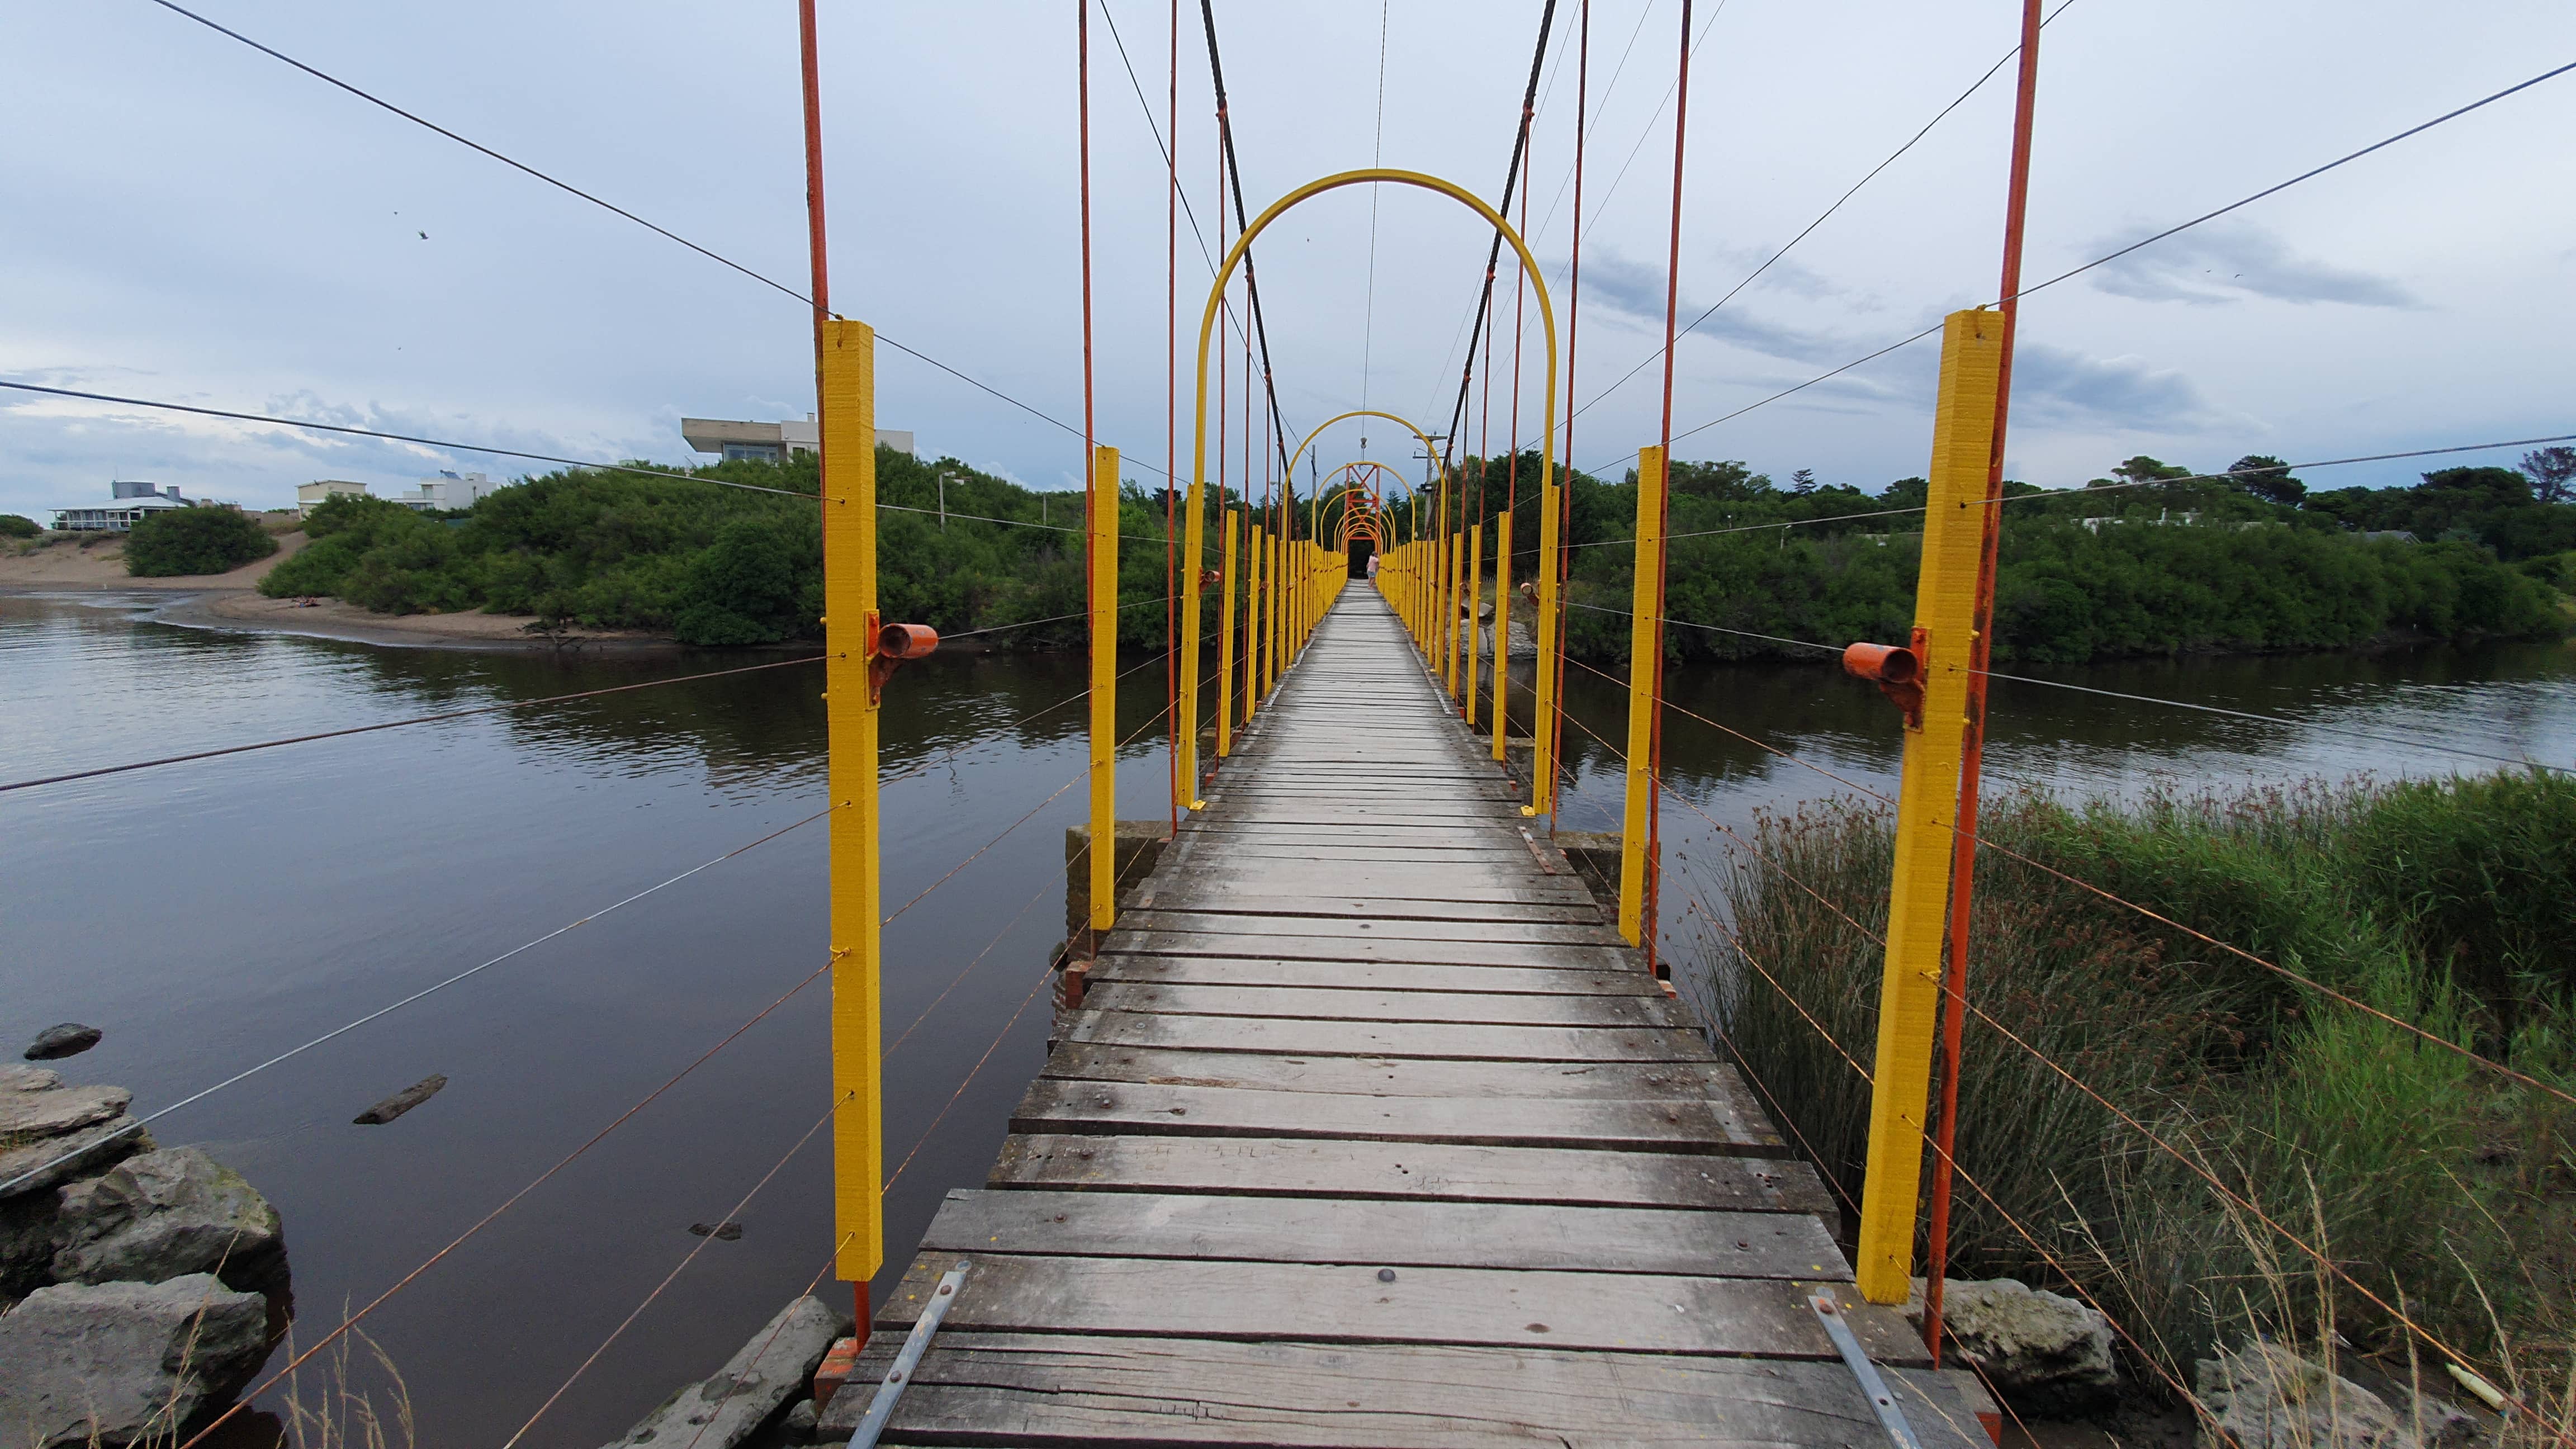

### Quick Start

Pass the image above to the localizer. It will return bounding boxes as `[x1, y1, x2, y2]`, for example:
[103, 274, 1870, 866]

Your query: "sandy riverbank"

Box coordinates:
[1, 533, 671, 651]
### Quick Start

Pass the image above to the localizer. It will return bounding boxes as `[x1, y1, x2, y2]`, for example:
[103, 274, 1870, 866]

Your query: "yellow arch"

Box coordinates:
[1283, 409, 1447, 539]
[1178, 168, 1562, 814]
[1318, 462, 1395, 547]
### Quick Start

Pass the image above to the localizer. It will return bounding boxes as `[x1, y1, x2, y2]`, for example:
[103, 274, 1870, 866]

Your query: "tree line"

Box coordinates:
[252, 441, 2570, 662]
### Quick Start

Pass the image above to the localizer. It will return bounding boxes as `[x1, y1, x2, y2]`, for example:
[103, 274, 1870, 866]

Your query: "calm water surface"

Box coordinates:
[3, 589, 2570, 1445]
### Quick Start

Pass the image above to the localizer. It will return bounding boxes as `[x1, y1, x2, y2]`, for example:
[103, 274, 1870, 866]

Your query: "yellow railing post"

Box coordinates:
[1087, 444, 1119, 936]
[1618, 446, 1669, 947]
[820, 318, 881, 1290]
[1531, 451, 1561, 817]
[1854, 308, 2005, 1304]
[1446, 523, 1465, 701]
[1216, 507, 1238, 757]
[1490, 511, 1512, 760]
[1244, 522, 1265, 723]
[1465, 522, 1483, 727]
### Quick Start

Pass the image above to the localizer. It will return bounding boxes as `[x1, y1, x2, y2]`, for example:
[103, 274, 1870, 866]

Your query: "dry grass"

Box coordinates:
[1674, 774, 2575, 1420]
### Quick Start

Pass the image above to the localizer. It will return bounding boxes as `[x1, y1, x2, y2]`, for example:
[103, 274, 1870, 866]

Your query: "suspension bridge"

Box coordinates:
[8, 0, 2572, 1446]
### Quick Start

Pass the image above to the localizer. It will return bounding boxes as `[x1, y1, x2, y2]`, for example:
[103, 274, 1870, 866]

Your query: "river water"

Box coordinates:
[3, 589, 2570, 1446]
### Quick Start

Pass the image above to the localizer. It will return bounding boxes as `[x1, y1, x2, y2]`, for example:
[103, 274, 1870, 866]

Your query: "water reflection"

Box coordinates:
[3, 589, 2568, 1447]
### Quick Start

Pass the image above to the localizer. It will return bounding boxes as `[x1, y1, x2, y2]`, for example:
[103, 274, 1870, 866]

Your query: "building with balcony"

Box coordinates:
[680, 416, 915, 463]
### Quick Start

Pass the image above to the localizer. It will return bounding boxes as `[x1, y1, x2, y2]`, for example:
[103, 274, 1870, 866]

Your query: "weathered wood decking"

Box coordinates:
[850, 588, 1998, 1446]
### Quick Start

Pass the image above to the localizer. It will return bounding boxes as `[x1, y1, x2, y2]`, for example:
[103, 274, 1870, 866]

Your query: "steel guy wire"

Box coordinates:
[0, 598, 1171, 797]
[1570, 0, 2080, 425]
[173, 951, 841, 1449]
[1603, 58, 2576, 470]
[498, 1088, 850, 1449]
[135, 0, 1199, 484]
[1092, 0, 1257, 357]
[1559, 570, 2574, 780]
[0, 654, 825, 796]
[4, 643, 1176, 1192]
[1563, 433, 2576, 546]
[1639, 682, 2576, 1110]
[0, 806, 831, 1199]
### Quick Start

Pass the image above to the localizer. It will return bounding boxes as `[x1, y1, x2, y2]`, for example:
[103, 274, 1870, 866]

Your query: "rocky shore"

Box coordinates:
[0, 1061, 292, 1448]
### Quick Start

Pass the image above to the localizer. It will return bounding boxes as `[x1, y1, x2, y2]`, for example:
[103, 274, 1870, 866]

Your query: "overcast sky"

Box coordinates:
[5, 1, 2572, 518]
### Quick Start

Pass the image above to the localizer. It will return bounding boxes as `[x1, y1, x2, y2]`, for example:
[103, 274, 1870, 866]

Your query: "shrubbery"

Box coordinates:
[259, 448, 1194, 647]
[124, 505, 278, 576]
[0, 513, 40, 539]
[1704, 773, 2575, 1401]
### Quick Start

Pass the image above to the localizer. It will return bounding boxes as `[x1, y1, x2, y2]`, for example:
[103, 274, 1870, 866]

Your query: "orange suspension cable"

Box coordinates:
[1164, 0, 1181, 833]
[1642, 0, 1690, 978]
[1928, 0, 2046, 1369]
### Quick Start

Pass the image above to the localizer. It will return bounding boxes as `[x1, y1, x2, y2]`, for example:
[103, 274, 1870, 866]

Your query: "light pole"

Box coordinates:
[935, 470, 956, 532]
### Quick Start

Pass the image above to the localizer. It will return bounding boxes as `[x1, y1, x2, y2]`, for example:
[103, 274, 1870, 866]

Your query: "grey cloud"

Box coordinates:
[1575, 249, 1867, 370]
[2011, 344, 2215, 428]
[2083, 224, 2418, 308]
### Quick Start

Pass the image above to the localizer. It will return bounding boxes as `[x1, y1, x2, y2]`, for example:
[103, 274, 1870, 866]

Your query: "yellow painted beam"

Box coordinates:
[1088, 444, 1119, 935]
[1618, 446, 1668, 948]
[1216, 508, 1238, 758]
[1854, 308, 2004, 1303]
[1464, 522, 1483, 728]
[820, 318, 881, 1287]
[1490, 512, 1512, 760]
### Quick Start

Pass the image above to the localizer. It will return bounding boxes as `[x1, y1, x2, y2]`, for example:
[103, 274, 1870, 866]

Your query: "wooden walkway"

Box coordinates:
[847, 588, 1999, 1446]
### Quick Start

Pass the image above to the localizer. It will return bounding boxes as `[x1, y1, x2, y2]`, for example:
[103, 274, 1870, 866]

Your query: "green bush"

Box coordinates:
[1701, 774, 2575, 1399]
[0, 513, 40, 539]
[125, 506, 278, 576]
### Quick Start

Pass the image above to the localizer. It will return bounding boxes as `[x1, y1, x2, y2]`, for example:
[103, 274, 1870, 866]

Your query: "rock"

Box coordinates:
[0, 1083, 133, 1147]
[54, 1147, 285, 1290]
[0, 1273, 272, 1447]
[25, 1025, 104, 1062]
[352, 1074, 446, 1125]
[600, 1295, 844, 1449]
[778, 1398, 820, 1446]
[1905, 1277, 2119, 1413]
[0, 1116, 151, 1202]
[2196, 1340, 2425, 1449]
[688, 1221, 744, 1242]
[1, 1064, 64, 1092]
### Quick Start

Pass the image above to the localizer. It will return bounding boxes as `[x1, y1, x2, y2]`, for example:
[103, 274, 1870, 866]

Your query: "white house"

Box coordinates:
[389, 471, 503, 512]
[680, 415, 915, 463]
[297, 479, 369, 517]
[51, 481, 192, 533]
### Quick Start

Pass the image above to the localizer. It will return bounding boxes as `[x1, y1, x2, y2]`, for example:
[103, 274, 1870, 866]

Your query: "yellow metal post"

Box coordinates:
[1531, 453, 1561, 817]
[1446, 525, 1465, 700]
[1266, 529, 1284, 693]
[1465, 522, 1483, 728]
[1088, 445, 1119, 936]
[1490, 512, 1512, 760]
[1618, 446, 1669, 946]
[1855, 309, 2004, 1304]
[1216, 508, 1238, 757]
[1244, 523, 1264, 723]
[820, 318, 881, 1289]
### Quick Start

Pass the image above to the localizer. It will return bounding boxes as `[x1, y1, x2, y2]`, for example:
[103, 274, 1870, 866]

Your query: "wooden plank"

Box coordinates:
[919, 1188, 1846, 1278]
[846, 1333, 1998, 1449]
[1089, 955, 1650, 996]
[1114, 912, 1628, 948]
[991, 1134, 1835, 1214]
[1081, 982, 1689, 1029]
[1066, 1010, 1711, 1062]
[1043, 1043, 1779, 1123]
[874, 1253, 1931, 1365]
[1015, 1078, 1764, 1154]
[1138, 882, 1597, 912]
[1105, 932, 1637, 970]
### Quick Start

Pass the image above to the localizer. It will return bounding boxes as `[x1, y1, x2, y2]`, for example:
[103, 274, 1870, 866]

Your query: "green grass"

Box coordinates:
[1679, 773, 2575, 1399]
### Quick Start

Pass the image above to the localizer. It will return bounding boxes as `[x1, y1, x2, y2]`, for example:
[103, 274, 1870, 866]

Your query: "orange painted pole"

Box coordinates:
[1924, 0, 2045, 1365]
